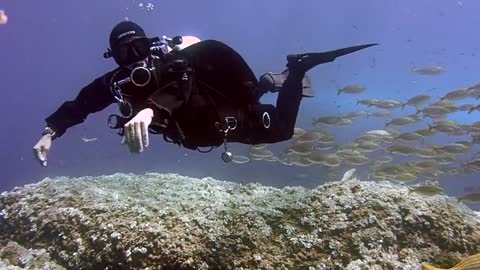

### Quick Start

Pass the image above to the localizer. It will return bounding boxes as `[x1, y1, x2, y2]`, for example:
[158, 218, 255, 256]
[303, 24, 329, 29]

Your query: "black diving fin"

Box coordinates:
[287, 43, 379, 73]
[258, 43, 378, 98]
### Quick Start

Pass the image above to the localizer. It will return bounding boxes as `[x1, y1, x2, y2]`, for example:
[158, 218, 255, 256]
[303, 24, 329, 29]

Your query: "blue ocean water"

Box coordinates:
[0, 0, 479, 208]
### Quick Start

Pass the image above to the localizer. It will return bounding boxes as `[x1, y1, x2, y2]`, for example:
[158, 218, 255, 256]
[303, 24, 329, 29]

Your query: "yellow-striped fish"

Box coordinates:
[422, 252, 480, 270]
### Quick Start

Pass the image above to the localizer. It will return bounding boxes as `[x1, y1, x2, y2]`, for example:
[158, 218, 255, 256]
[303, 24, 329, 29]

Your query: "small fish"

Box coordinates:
[355, 141, 381, 152]
[376, 155, 394, 164]
[467, 84, 480, 99]
[374, 99, 404, 110]
[320, 154, 342, 167]
[366, 129, 391, 136]
[295, 130, 323, 143]
[250, 148, 274, 158]
[374, 164, 409, 175]
[291, 158, 314, 167]
[251, 144, 269, 150]
[422, 252, 480, 270]
[385, 116, 418, 127]
[415, 127, 437, 137]
[357, 99, 379, 106]
[440, 88, 470, 101]
[409, 183, 444, 196]
[428, 120, 464, 134]
[395, 132, 424, 142]
[317, 134, 336, 144]
[386, 144, 419, 156]
[459, 193, 480, 203]
[384, 128, 402, 137]
[415, 148, 438, 158]
[337, 117, 353, 126]
[343, 111, 368, 119]
[312, 116, 341, 126]
[81, 137, 98, 143]
[430, 103, 459, 115]
[433, 142, 473, 155]
[286, 141, 316, 155]
[355, 137, 381, 146]
[337, 84, 366, 95]
[463, 160, 480, 173]
[0, 10, 7, 25]
[393, 172, 417, 183]
[459, 104, 475, 112]
[411, 66, 445, 75]
[408, 160, 440, 172]
[262, 155, 279, 162]
[305, 151, 328, 164]
[340, 168, 357, 181]
[431, 99, 455, 107]
[232, 155, 250, 164]
[315, 141, 335, 150]
[467, 104, 480, 114]
[432, 155, 456, 165]
[402, 94, 431, 109]
[417, 106, 452, 118]
[336, 148, 363, 159]
[293, 127, 306, 138]
[368, 110, 392, 118]
[442, 167, 462, 176]
[344, 155, 370, 165]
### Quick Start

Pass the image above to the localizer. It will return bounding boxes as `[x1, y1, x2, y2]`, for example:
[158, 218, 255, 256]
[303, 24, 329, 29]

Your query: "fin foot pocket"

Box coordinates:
[258, 70, 314, 97]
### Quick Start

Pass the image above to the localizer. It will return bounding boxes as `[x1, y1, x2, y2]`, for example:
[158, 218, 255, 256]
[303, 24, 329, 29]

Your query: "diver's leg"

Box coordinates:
[238, 69, 304, 144]
[274, 68, 305, 140]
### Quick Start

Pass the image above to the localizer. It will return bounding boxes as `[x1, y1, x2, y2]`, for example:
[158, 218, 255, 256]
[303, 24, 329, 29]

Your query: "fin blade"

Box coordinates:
[294, 43, 379, 64]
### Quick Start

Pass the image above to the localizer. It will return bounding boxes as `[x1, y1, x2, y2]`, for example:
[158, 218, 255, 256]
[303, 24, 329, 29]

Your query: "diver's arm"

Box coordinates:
[44, 72, 115, 139]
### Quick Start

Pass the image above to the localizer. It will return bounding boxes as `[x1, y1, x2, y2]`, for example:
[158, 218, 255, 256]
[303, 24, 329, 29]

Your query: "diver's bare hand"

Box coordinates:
[33, 134, 52, 167]
[123, 108, 152, 153]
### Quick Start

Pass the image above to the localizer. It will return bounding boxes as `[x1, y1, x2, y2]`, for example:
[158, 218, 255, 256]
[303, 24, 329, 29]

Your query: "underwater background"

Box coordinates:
[1, 0, 480, 209]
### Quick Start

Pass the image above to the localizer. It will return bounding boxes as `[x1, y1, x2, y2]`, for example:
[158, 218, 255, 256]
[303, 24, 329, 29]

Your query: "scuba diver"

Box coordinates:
[33, 21, 378, 166]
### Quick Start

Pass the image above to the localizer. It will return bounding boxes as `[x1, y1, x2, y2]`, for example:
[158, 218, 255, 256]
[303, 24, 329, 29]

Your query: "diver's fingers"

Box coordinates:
[125, 123, 135, 153]
[134, 121, 143, 153]
[121, 136, 126, 144]
[33, 147, 43, 162]
[33, 146, 47, 167]
[129, 123, 139, 153]
[141, 121, 149, 147]
[123, 125, 130, 145]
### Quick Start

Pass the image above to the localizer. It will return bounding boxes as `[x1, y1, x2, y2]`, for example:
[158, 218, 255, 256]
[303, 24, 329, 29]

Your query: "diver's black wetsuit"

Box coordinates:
[45, 40, 376, 151]
[45, 40, 304, 150]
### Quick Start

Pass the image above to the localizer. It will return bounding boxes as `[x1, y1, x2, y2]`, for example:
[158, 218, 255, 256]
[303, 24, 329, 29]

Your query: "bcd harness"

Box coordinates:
[106, 36, 273, 162]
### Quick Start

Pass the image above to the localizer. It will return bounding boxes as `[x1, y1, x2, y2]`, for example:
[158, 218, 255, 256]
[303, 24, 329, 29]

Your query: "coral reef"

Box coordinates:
[0, 172, 479, 269]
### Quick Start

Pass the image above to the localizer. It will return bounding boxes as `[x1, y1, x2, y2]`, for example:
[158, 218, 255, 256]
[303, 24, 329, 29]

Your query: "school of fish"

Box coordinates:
[231, 79, 480, 204]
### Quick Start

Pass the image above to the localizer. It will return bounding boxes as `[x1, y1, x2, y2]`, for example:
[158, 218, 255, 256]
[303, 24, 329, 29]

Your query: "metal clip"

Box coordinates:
[112, 83, 124, 103]
[224, 116, 237, 130]
[216, 116, 237, 163]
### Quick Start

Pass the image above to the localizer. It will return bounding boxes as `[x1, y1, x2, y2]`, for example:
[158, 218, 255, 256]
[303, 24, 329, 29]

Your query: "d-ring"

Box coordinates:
[262, 112, 271, 128]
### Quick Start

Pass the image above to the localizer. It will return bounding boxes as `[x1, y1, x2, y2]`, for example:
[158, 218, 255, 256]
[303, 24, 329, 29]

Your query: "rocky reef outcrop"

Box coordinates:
[1, 172, 479, 269]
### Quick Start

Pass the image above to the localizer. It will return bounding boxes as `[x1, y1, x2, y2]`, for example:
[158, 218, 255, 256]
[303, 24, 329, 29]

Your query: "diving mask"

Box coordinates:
[111, 37, 152, 66]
